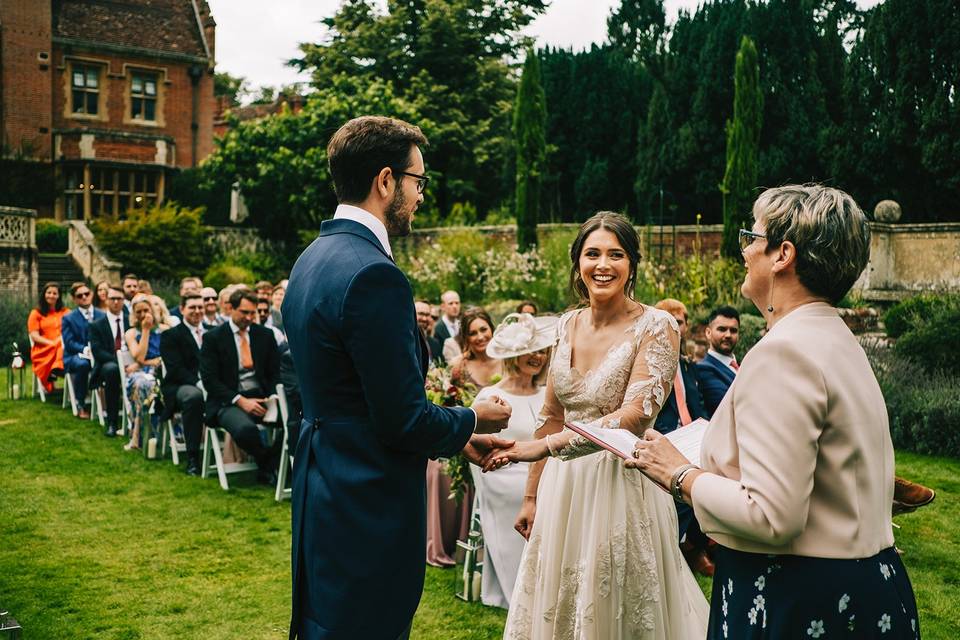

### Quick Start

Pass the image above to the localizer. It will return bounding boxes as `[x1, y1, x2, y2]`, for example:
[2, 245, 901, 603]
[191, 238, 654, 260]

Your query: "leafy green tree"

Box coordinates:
[514, 49, 546, 249]
[214, 71, 246, 107]
[720, 36, 762, 258]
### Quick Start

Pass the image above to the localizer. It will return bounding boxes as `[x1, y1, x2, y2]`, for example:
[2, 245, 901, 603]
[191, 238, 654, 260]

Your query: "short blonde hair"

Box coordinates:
[501, 347, 552, 387]
[753, 184, 870, 305]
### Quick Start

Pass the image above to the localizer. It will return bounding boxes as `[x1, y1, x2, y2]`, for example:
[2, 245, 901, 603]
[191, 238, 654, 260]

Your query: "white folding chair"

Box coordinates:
[61, 337, 81, 416]
[157, 361, 188, 466]
[116, 350, 136, 437]
[200, 382, 258, 490]
[28, 336, 47, 403]
[89, 347, 107, 426]
[275, 383, 293, 501]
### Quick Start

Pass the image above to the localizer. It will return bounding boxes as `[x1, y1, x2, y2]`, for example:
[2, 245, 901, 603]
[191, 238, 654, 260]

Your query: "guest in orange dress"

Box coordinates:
[28, 282, 69, 393]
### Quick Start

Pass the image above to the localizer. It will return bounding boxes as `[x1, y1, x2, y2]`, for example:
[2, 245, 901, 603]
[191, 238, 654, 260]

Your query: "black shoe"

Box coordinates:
[185, 454, 201, 477]
[104, 424, 118, 438]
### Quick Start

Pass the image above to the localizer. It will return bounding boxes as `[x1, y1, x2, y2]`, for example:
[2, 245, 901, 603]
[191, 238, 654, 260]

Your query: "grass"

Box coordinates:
[0, 369, 957, 639]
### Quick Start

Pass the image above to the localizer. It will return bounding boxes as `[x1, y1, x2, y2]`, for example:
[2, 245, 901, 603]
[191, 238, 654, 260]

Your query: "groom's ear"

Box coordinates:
[375, 167, 394, 199]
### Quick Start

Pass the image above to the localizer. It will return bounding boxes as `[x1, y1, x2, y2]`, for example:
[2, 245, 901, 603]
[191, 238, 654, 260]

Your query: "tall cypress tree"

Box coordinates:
[720, 35, 762, 257]
[514, 49, 547, 249]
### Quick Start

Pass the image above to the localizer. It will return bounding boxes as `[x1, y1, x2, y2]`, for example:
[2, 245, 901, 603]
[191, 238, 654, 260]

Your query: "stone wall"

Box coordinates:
[854, 223, 960, 301]
[207, 226, 280, 257]
[0, 206, 38, 299]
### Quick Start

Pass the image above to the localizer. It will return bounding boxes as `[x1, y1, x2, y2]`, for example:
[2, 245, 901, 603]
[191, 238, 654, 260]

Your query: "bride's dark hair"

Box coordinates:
[569, 211, 641, 304]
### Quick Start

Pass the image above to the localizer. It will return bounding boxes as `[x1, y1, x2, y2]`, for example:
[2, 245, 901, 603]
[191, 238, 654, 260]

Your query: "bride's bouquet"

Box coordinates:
[425, 365, 478, 503]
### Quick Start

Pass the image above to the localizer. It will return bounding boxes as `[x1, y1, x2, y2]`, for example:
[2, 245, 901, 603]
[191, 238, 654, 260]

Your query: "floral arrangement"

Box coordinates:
[425, 365, 478, 504]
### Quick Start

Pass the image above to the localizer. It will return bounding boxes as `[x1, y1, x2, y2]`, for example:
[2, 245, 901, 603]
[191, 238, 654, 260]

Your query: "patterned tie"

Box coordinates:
[114, 317, 122, 352]
[674, 366, 693, 426]
[238, 328, 253, 369]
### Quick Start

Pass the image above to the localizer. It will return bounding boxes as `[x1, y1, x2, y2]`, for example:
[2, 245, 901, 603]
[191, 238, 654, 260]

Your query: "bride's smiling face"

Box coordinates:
[578, 228, 631, 301]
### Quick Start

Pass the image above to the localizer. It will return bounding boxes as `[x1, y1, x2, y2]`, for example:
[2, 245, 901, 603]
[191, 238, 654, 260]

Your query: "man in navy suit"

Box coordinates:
[283, 116, 513, 640]
[62, 281, 104, 419]
[695, 305, 741, 417]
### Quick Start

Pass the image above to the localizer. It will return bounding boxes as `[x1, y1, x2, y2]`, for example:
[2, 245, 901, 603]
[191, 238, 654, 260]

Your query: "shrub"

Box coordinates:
[36, 219, 68, 253]
[203, 262, 258, 292]
[883, 293, 952, 338]
[733, 314, 766, 362]
[0, 295, 33, 364]
[870, 346, 960, 458]
[91, 203, 210, 281]
[892, 298, 960, 375]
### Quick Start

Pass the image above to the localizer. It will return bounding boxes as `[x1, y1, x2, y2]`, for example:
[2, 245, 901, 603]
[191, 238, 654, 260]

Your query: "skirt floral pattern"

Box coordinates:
[709, 546, 920, 639]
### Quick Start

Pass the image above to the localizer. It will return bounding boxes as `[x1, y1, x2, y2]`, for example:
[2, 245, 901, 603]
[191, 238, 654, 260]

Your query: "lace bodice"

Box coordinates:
[538, 306, 680, 459]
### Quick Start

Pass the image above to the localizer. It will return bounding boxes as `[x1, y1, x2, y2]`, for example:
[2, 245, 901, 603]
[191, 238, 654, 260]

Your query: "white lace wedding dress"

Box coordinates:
[503, 307, 709, 640]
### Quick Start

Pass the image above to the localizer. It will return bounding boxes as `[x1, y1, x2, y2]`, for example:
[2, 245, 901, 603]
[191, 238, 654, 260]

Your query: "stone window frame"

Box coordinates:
[62, 57, 109, 123]
[62, 162, 163, 219]
[122, 64, 167, 127]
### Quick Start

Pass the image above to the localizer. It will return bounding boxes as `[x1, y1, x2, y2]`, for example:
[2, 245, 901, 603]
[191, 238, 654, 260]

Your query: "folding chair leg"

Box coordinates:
[275, 436, 289, 501]
[166, 421, 180, 465]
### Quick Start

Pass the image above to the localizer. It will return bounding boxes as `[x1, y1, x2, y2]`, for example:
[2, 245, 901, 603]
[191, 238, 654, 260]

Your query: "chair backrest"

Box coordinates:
[275, 383, 289, 427]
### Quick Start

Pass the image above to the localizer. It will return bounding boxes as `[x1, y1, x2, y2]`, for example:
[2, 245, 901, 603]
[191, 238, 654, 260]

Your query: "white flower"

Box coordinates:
[728, 578, 734, 595]
[755, 575, 766, 591]
[722, 600, 728, 617]
[753, 594, 766, 610]
[911, 618, 916, 631]
[839, 593, 850, 613]
[747, 608, 758, 625]
[880, 563, 891, 580]
[807, 620, 825, 638]
[723, 621, 728, 638]
[878, 613, 892, 632]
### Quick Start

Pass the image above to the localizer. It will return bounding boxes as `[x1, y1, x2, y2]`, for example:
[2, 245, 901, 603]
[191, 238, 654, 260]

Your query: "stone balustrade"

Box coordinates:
[67, 220, 122, 285]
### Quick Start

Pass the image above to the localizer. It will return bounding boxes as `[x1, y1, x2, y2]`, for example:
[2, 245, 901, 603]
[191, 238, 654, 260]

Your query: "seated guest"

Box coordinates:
[415, 299, 444, 365]
[148, 294, 177, 328]
[121, 273, 140, 313]
[62, 282, 104, 418]
[654, 297, 714, 577]
[138, 279, 153, 295]
[170, 277, 203, 321]
[200, 289, 281, 484]
[255, 280, 274, 303]
[89, 285, 130, 437]
[515, 300, 538, 315]
[200, 287, 223, 326]
[269, 284, 285, 333]
[696, 305, 741, 417]
[93, 280, 110, 311]
[159, 292, 207, 476]
[256, 298, 286, 345]
[217, 286, 236, 324]
[27, 282, 68, 393]
[123, 296, 163, 450]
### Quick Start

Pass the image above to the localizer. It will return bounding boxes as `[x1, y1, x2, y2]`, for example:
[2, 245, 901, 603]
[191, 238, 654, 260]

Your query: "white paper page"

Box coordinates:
[568, 422, 640, 459]
[664, 418, 709, 465]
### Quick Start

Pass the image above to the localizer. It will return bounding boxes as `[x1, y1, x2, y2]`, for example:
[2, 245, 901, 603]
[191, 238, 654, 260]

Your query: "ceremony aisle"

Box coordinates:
[0, 369, 956, 638]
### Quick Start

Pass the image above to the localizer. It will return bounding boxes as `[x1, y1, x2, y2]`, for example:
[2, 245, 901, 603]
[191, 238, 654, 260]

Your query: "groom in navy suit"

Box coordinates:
[695, 306, 741, 417]
[283, 116, 514, 640]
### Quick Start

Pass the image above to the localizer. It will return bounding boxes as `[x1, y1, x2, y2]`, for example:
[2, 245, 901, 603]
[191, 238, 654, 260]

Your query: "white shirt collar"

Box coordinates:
[708, 349, 736, 368]
[228, 318, 243, 334]
[333, 204, 392, 258]
[106, 309, 123, 324]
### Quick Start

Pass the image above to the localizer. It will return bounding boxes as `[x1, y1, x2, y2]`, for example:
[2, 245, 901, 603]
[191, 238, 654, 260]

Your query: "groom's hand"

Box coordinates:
[463, 434, 515, 467]
[473, 396, 512, 434]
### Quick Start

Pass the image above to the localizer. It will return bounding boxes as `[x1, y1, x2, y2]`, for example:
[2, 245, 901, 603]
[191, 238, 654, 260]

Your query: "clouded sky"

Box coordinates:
[207, 0, 878, 92]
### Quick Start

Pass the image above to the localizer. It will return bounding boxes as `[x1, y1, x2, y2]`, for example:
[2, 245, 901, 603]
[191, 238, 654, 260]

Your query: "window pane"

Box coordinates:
[145, 80, 156, 96]
[144, 100, 156, 121]
[132, 75, 143, 94]
[119, 171, 130, 193]
[73, 71, 85, 87]
[134, 173, 144, 192]
[146, 172, 156, 193]
[132, 98, 142, 119]
[86, 69, 98, 88]
[72, 90, 85, 113]
[86, 92, 98, 115]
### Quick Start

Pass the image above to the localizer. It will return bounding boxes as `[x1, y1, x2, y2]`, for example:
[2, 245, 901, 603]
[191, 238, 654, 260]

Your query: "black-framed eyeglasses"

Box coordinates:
[739, 229, 767, 253]
[395, 170, 430, 194]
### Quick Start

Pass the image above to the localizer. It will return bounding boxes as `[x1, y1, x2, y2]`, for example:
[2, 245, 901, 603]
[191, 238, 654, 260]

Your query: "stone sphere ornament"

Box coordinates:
[873, 200, 902, 223]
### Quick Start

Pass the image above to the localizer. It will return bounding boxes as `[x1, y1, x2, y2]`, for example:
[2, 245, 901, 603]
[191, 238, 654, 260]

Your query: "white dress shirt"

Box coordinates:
[707, 348, 737, 371]
[105, 310, 127, 352]
[184, 320, 205, 350]
[333, 204, 392, 258]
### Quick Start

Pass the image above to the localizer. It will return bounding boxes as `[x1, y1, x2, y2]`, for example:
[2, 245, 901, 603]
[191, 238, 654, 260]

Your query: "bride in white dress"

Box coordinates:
[489, 212, 709, 640]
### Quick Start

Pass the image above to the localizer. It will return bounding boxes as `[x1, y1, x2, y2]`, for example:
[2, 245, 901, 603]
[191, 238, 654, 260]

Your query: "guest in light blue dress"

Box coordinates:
[123, 296, 167, 450]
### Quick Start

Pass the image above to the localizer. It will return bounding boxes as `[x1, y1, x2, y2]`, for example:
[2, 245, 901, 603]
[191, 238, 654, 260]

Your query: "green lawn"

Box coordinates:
[0, 374, 957, 639]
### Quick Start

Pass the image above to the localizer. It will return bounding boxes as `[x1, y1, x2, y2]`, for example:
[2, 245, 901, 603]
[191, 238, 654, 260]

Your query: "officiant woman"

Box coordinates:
[628, 184, 920, 639]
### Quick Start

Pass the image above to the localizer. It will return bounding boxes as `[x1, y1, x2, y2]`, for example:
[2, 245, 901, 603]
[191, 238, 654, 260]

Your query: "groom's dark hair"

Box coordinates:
[327, 116, 428, 204]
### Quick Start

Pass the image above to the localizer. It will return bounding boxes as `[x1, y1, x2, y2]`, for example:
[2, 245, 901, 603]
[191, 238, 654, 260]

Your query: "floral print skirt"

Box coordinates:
[708, 545, 919, 639]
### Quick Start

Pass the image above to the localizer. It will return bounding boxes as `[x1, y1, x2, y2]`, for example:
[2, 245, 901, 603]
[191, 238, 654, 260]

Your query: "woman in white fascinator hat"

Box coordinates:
[470, 312, 557, 609]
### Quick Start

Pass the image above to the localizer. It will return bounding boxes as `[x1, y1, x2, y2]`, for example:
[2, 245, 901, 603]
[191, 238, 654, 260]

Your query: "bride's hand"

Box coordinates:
[514, 497, 536, 540]
[481, 439, 550, 472]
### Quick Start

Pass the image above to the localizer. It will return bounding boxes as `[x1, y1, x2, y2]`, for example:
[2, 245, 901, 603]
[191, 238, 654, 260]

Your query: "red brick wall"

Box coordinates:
[50, 46, 214, 168]
[0, 0, 53, 158]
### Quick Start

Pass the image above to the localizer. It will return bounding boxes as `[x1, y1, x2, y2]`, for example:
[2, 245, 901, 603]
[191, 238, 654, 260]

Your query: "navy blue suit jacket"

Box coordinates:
[695, 353, 737, 418]
[654, 357, 709, 434]
[283, 218, 475, 640]
[61, 307, 104, 360]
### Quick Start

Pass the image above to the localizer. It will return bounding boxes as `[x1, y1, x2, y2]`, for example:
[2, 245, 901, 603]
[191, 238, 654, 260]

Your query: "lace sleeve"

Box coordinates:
[556, 311, 680, 460]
